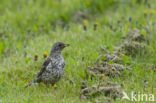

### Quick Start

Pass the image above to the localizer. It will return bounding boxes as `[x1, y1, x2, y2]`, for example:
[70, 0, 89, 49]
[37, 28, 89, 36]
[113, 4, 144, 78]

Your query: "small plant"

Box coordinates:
[128, 17, 132, 22]
[83, 19, 88, 31]
[101, 74, 105, 80]
[151, 9, 156, 14]
[53, 84, 57, 89]
[143, 10, 148, 17]
[93, 22, 98, 31]
[98, 74, 105, 88]
[34, 53, 39, 61]
[43, 51, 48, 58]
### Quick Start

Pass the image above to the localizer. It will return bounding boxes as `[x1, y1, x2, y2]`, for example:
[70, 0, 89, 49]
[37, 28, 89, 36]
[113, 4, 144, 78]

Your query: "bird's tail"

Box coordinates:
[25, 79, 38, 88]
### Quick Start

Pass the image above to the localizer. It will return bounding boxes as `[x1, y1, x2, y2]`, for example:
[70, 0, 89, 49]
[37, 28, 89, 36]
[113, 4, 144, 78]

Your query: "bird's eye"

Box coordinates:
[59, 44, 62, 47]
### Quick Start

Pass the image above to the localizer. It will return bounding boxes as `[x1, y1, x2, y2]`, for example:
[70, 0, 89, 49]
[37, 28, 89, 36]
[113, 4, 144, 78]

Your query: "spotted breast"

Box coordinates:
[41, 55, 65, 85]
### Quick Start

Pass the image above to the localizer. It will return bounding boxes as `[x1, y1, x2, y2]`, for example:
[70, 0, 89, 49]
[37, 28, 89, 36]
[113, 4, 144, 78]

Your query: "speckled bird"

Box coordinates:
[26, 42, 70, 88]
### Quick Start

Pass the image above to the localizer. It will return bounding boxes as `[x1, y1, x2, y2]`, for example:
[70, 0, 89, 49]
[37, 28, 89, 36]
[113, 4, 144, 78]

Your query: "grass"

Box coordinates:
[0, 0, 156, 103]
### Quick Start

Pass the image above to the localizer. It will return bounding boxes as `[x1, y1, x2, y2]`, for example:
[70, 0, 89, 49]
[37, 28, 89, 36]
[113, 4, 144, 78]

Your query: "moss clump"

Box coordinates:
[123, 41, 147, 57]
[80, 81, 123, 100]
[87, 62, 131, 78]
[126, 29, 146, 42]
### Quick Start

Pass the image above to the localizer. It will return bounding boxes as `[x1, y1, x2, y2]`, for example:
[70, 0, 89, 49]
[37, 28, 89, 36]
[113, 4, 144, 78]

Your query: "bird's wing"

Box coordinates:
[37, 57, 51, 78]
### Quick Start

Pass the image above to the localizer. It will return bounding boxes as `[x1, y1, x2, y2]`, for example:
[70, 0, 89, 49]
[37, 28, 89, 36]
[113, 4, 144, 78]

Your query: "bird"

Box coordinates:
[25, 42, 70, 88]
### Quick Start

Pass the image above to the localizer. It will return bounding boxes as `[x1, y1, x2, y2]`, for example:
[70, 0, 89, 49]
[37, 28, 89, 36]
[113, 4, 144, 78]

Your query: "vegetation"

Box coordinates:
[0, 0, 155, 102]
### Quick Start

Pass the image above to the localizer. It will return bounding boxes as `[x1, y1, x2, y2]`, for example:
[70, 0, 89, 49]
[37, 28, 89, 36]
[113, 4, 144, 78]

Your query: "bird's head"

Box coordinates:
[51, 42, 70, 54]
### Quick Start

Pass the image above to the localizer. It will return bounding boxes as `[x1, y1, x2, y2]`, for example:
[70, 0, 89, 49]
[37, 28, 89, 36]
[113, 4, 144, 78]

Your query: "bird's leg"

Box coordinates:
[46, 83, 51, 93]
[51, 83, 55, 87]
[46, 83, 50, 88]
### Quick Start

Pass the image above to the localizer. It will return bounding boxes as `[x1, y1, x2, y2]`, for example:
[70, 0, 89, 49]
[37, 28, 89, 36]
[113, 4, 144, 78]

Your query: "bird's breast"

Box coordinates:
[46, 56, 65, 75]
[41, 55, 65, 83]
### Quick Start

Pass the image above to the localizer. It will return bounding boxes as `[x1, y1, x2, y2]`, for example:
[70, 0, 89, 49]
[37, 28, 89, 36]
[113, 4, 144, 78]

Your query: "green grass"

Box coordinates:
[0, 0, 156, 103]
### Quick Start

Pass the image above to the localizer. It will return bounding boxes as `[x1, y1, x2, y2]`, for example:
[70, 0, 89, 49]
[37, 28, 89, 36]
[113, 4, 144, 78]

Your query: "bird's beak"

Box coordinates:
[63, 44, 70, 48]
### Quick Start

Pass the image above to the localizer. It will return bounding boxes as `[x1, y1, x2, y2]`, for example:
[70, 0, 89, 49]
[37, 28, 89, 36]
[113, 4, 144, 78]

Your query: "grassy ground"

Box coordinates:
[0, 0, 156, 103]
